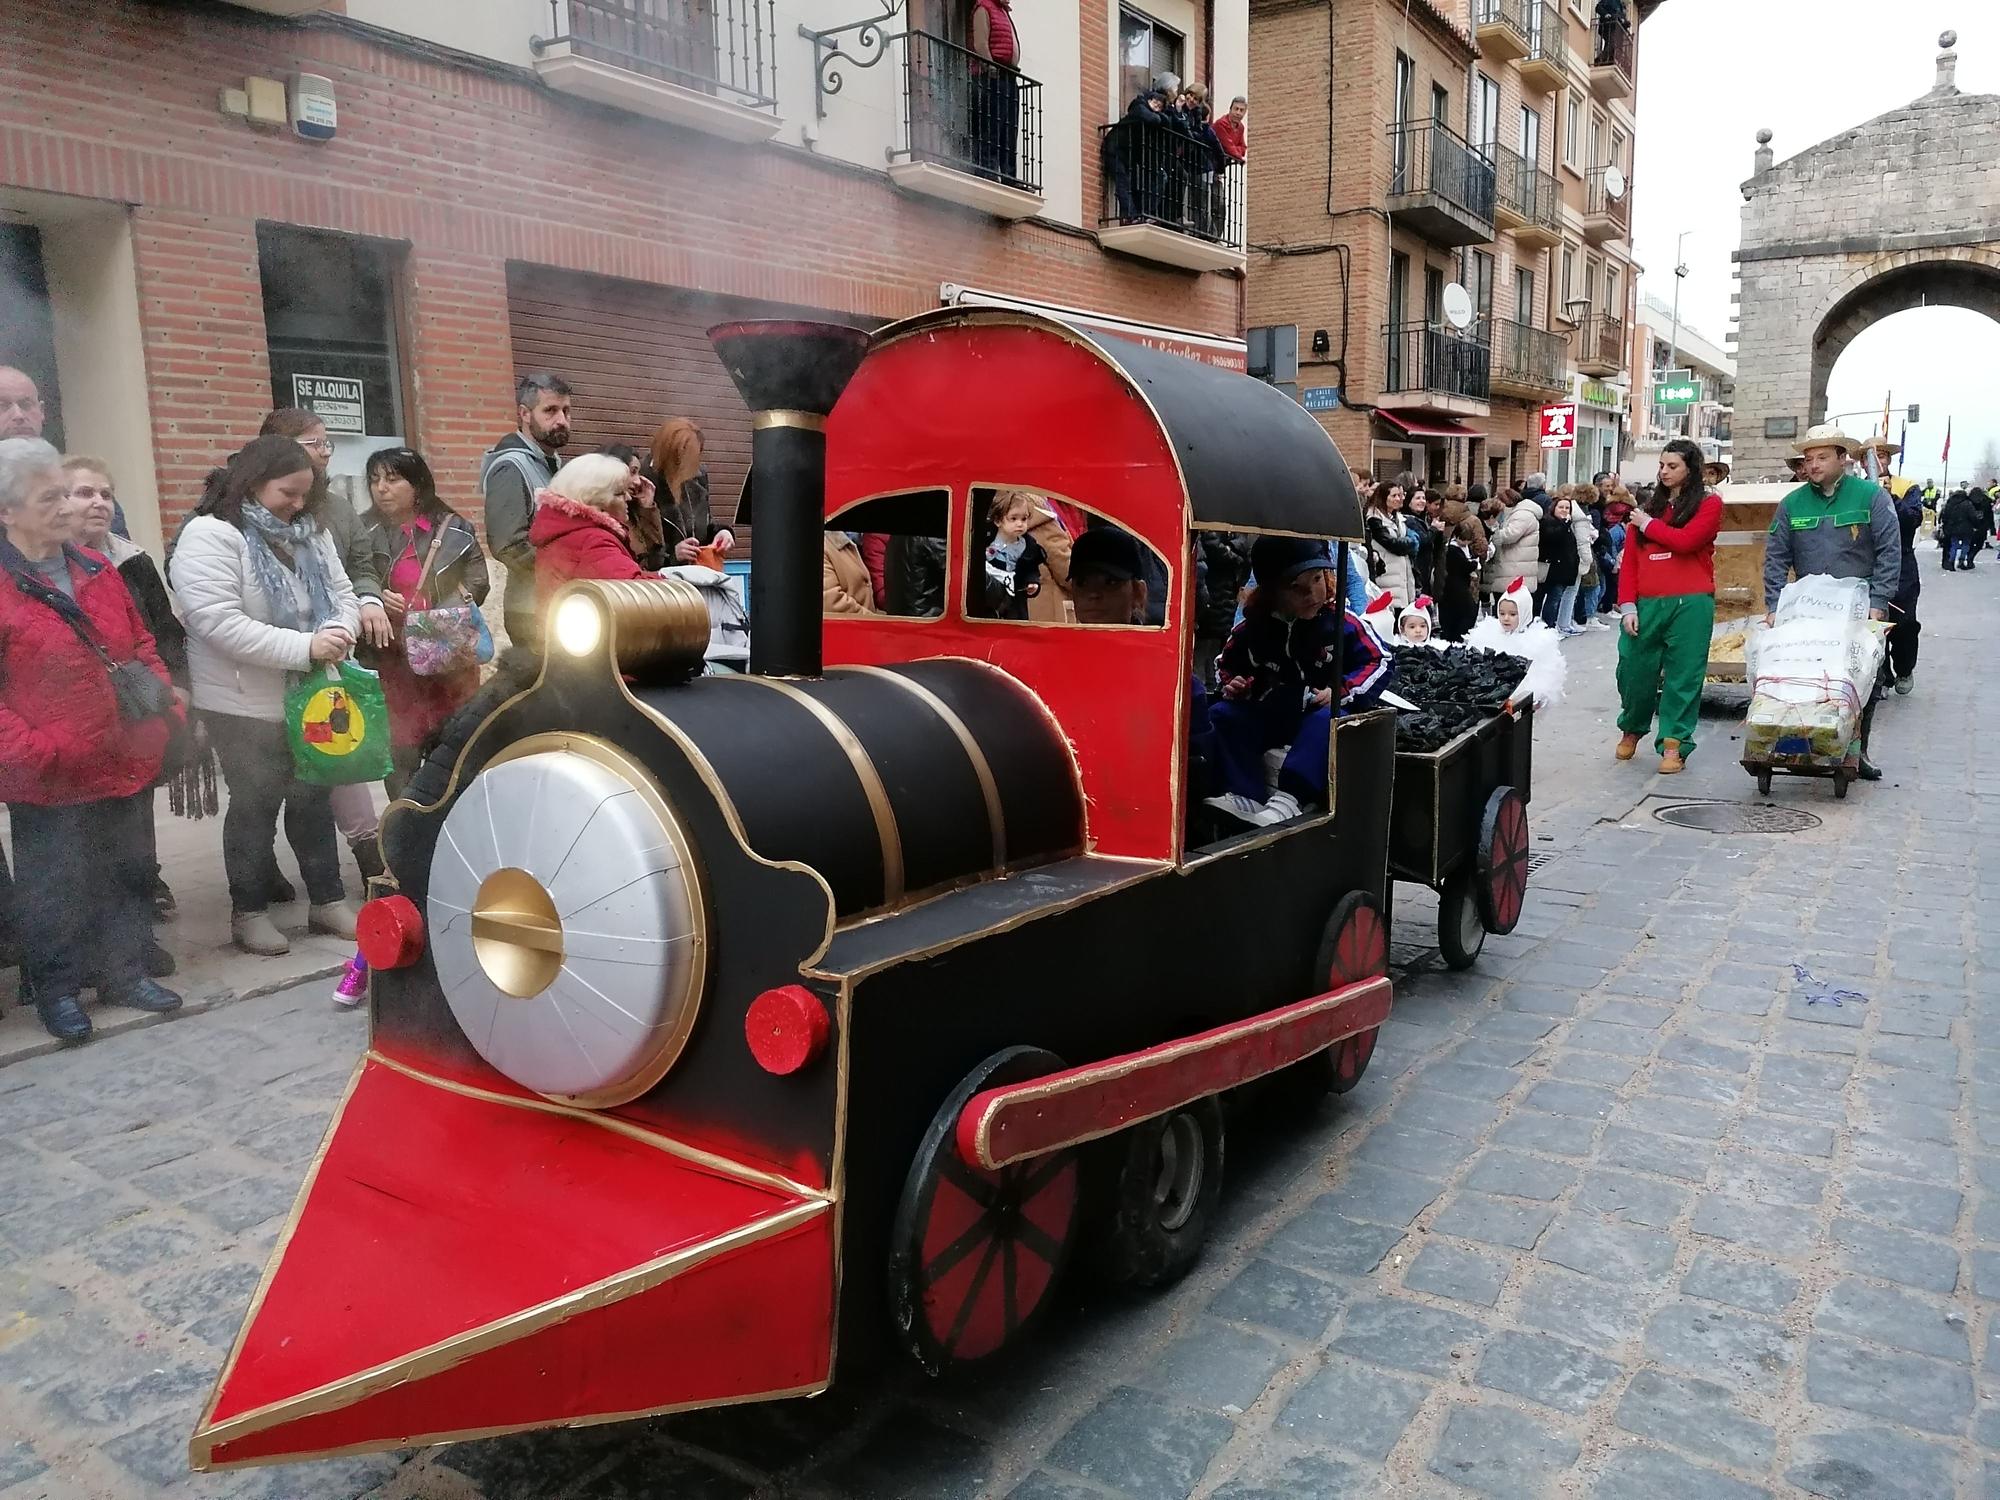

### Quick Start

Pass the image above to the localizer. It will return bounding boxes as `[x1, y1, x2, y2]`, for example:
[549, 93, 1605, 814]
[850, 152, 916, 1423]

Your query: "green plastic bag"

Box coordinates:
[285, 661, 394, 786]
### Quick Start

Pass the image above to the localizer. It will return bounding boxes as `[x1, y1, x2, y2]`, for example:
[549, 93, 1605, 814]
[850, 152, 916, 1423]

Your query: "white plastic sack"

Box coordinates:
[1773, 574, 1868, 628]
[658, 564, 750, 664]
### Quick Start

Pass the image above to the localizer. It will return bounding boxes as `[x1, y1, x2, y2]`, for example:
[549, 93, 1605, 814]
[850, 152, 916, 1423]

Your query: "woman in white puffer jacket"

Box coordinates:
[170, 435, 361, 957]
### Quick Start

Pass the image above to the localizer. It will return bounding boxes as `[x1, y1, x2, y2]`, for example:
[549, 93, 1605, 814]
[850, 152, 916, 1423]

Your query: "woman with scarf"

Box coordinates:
[171, 435, 362, 956]
[1614, 437, 1723, 774]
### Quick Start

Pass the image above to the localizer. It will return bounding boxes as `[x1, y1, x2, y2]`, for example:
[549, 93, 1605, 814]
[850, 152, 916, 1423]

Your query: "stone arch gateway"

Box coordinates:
[1732, 33, 2000, 478]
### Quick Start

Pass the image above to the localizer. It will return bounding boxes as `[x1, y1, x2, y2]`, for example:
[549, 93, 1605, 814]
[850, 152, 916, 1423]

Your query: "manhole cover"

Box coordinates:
[1526, 852, 1559, 873]
[1654, 801, 1822, 834]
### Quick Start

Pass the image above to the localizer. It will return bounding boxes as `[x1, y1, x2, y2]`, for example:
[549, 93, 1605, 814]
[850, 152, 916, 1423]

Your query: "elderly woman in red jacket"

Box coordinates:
[0, 438, 184, 1042]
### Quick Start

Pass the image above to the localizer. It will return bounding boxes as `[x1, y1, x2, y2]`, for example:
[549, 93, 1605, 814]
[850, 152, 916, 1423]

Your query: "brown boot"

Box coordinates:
[1659, 740, 1685, 774]
[1615, 733, 1642, 761]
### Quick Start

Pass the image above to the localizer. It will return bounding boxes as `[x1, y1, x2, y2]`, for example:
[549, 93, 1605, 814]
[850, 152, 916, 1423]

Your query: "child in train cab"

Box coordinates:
[1205, 537, 1393, 829]
[978, 490, 1047, 620]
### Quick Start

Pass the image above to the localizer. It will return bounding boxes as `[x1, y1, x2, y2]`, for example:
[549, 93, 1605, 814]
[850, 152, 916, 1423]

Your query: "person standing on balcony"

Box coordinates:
[969, 0, 1019, 184]
[1213, 97, 1248, 162]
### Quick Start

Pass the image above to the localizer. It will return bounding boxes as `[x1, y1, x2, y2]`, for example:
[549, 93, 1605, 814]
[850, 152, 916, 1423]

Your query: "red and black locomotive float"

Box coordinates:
[189, 309, 1527, 1469]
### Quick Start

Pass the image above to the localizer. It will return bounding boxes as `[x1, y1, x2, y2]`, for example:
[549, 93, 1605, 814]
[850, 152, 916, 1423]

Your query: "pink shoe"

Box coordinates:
[332, 953, 368, 1008]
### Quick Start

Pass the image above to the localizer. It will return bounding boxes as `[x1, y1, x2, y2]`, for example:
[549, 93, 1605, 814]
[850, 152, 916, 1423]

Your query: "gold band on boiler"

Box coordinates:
[751, 410, 827, 432]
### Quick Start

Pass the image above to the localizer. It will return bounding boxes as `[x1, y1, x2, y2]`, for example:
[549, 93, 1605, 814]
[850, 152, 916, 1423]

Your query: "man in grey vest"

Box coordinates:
[481, 371, 572, 649]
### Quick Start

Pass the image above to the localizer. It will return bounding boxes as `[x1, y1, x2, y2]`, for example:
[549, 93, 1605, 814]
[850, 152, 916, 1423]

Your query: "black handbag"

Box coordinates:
[24, 571, 190, 774]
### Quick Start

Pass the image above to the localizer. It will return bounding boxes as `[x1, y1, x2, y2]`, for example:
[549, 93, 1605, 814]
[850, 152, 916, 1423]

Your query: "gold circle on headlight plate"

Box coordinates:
[425, 734, 708, 1108]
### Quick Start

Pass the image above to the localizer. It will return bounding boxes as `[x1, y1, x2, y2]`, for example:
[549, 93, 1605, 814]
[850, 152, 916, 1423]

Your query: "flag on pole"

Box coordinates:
[1943, 417, 1953, 465]
[1898, 420, 1906, 475]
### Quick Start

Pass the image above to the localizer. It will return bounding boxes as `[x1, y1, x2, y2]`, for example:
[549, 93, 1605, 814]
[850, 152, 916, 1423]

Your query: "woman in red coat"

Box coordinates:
[0, 438, 184, 1042]
[527, 452, 653, 604]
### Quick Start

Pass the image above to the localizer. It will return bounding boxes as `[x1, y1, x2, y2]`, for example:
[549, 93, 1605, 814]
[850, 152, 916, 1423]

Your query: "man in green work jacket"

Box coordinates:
[1763, 423, 1903, 781]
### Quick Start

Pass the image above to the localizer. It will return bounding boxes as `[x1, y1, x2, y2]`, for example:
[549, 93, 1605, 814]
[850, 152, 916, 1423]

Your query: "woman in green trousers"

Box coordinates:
[1615, 438, 1723, 774]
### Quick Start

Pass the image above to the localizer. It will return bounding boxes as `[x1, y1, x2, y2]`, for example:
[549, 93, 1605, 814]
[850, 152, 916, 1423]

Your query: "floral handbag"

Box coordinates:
[401, 525, 494, 677]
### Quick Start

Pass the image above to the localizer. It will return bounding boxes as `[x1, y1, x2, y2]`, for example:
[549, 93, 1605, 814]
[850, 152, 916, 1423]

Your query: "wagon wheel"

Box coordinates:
[1437, 868, 1486, 970]
[1082, 1093, 1226, 1290]
[888, 1047, 1081, 1377]
[1474, 787, 1530, 935]
[1313, 891, 1388, 1094]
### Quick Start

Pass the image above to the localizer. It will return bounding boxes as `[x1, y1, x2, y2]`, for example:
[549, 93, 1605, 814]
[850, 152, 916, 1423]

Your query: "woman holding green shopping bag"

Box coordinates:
[1614, 437, 1722, 775]
[171, 435, 363, 955]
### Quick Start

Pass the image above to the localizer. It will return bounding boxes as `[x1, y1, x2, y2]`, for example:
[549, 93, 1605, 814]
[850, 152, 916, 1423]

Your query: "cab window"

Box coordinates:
[825, 490, 950, 619]
[964, 488, 1167, 629]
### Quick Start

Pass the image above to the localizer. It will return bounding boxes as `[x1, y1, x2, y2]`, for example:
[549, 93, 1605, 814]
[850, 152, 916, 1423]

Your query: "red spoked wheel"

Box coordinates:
[1312, 891, 1388, 1095]
[889, 1047, 1081, 1377]
[1475, 787, 1530, 935]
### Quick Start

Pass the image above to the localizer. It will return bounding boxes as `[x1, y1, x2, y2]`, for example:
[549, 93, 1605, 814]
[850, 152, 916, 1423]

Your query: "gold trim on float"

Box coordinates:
[475, 732, 715, 1111]
[967, 975, 1394, 1168]
[721, 674, 907, 908]
[366, 1050, 827, 1202]
[189, 1058, 369, 1470]
[836, 664, 1007, 869]
[189, 1196, 831, 1461]
[193, 1380, 831, 1473]
[751, 409, 828, 432]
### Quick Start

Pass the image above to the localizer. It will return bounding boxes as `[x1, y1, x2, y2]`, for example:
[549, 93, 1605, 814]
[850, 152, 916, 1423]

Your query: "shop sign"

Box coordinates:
[1577, 378, 1626, 412]
[291, 374, 366, 435]
[1301, 387, 1342, 412]
[1539, 402, 1578, 450]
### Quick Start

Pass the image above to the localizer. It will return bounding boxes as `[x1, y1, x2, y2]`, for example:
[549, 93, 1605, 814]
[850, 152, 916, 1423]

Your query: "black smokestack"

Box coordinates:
[708, 320, 869, 677]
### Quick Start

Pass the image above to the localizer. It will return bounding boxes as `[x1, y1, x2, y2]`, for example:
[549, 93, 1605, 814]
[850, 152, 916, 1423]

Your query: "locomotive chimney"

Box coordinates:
[708, 320, 870, 677]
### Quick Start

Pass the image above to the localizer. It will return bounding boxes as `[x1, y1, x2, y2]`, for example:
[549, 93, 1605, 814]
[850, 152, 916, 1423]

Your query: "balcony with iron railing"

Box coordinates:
[887, 31, 1044, 218]
[1583, 165, 1630, 244]
[1490, 143, 1562, 250]
[532, 0, 781, 141]
[1382, 321, 1492, 407]
[1518, 1, 1568, 93]
[1097, 119, 1245, 273]
[1590, 19, 1635, 100]
[1574, 313, 1626, 375]
[1385, 122, 1495, 249]
[1483, 317, 1568, 399]
[1473, 0, 1531, 62]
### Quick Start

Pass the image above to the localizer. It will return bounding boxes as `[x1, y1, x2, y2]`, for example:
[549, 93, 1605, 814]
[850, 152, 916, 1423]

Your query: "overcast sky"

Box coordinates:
[1632, 1, 2000, 481]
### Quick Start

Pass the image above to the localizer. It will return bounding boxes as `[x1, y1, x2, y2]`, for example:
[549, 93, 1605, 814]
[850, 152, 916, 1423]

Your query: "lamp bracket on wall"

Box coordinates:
[799, 1, 907, 120]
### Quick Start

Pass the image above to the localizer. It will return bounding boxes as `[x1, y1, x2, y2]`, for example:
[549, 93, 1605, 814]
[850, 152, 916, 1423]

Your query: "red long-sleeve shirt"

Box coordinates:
[1617, 494, 1723, 605]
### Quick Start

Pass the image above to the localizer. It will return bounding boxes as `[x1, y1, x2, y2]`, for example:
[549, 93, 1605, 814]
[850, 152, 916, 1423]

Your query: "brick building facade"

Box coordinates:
[0, 0, 1248, 558]
[1246, 0, 1652, 493]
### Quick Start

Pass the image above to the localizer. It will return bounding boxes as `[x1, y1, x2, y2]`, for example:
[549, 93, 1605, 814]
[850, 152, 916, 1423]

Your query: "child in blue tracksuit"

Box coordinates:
[1206, 537, 1392, 827]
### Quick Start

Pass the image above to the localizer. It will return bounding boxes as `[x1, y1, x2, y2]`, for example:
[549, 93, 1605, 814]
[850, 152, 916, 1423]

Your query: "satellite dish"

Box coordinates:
[1604, 165, 1627, 200]
[1441, 283, 1475, 330]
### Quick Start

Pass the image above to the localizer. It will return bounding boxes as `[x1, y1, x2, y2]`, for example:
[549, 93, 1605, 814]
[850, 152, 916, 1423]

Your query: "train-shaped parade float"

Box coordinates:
[189, 309, 1534, 1469]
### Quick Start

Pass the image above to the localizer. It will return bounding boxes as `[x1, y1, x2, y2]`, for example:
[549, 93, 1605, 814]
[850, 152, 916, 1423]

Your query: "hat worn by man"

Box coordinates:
[1069, 525, 1143, 583]
[1790, 423, 1862, 459]
[1249, 535, 1335, 588]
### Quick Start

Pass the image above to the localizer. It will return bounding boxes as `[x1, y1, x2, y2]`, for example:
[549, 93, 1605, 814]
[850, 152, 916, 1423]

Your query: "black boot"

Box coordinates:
[35, 993, 91, 1044]
[145, 941, 177, 978]
[350, 835, 386, 884]
[100, 977, 183, 1014]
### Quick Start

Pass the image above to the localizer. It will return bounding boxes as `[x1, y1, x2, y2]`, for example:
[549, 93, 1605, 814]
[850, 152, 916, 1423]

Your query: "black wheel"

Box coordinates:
[1756, 767, 1773, 795]
[887, 1047, 1081, 1376]
[1437, 869, 1486, 970]
[1834, 771, 1851, 800]
[1083, 1094, 1226, 1289]
[1474, 787, 1530, 934]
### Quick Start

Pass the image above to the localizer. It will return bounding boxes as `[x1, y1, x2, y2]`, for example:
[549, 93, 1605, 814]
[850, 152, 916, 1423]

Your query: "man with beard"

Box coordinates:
[481, 371, 572, 650]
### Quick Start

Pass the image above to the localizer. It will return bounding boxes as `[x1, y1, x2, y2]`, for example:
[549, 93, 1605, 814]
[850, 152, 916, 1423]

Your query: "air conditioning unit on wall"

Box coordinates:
[217, 0, 323, 16]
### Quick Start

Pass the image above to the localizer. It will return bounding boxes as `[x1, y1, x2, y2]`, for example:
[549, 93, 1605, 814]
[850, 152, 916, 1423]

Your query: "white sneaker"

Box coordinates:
[1585, 618, 1611, 631]
[1256, 790, 1304, 825]
[1204, 792, 1267, 825]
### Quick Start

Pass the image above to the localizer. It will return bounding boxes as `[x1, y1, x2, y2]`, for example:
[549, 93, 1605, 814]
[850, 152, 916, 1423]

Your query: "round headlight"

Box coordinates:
[551, 592, 604, 657]
[425, 737, 705, 1108]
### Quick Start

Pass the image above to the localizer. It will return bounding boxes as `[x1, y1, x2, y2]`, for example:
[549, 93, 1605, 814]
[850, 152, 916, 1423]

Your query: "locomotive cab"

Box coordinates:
[191, 312, 1397, 1471]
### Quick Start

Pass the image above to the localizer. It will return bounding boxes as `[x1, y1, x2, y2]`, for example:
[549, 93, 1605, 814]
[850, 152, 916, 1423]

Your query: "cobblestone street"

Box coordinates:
[3, 578, 1996, 1500]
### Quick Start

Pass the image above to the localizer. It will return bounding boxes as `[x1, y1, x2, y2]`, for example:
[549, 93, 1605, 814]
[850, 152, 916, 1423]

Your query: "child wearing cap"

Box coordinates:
[1205, 537, 1393, 828]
